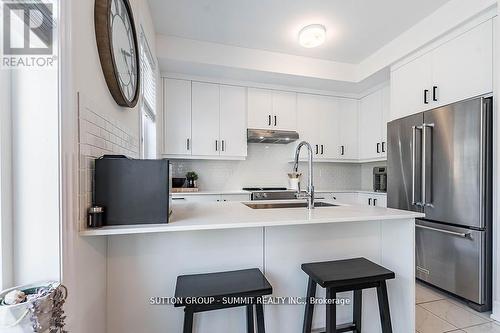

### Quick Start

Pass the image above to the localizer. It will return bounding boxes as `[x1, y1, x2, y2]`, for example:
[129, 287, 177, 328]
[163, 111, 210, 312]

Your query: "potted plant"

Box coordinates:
[185, 171, 198, 188]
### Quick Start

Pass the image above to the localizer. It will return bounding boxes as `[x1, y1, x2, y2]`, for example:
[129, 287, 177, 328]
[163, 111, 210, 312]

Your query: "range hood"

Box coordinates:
[247, 129, 299, 144]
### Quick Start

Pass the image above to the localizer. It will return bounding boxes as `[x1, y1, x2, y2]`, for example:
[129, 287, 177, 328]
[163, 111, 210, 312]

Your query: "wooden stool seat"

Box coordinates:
[301, 257, 395, 333]
[175, 268, 272, 333]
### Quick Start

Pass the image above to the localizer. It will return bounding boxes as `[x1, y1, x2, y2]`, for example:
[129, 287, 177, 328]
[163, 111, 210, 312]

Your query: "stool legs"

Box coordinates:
[256, 299, 265, 333]
[326, 288, 337, 333]
[246, 305, 255, 333]
[183, 307, 194, 333]
[302, 277, 317, 333]
[376, 281, 393, 333]
[353, 290, 362, 333]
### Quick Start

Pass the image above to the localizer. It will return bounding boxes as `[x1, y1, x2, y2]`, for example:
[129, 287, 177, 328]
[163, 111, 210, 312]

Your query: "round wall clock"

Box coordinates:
[95, 0, 140, 108]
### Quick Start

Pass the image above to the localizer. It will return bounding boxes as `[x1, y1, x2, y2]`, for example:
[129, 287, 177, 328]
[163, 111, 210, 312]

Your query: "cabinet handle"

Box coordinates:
[377, 143, 381, 154]
[268, 115, 271, 126]
[382, 142, 386, 153]
[368, 198, 372, 205]
[274, 115, 277, 127]
[321, 145, 324, 155]
[432, 86, 438, 102]
[424, 89, 429, 104]
[373, 198, 377, 206]
[187, 138, 190, 151]
[215, 140, 218, 151]
[341, 145, 345, 156]
[315, 145, 319, 155]
[222, 140, 225, 152]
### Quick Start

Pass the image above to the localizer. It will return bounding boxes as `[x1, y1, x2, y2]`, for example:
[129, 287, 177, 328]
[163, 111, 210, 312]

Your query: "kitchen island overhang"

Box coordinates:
[82, 201, 423, 333]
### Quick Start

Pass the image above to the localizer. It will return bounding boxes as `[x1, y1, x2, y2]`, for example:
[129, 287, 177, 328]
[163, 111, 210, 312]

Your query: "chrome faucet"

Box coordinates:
[293, 141, 315, 209]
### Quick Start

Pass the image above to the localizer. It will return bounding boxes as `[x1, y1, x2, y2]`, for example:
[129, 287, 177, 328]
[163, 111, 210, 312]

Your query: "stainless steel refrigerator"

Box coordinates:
[387, 96, 492, 311]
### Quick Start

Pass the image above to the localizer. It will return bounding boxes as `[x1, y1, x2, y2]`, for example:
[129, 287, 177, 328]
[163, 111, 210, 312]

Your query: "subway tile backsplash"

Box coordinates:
[171, 144, 365, 191]
[77, 93, 139, 230]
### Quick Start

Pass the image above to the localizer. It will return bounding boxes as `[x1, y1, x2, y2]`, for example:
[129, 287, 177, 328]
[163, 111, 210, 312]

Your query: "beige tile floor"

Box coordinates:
[416, 281, 499, 333]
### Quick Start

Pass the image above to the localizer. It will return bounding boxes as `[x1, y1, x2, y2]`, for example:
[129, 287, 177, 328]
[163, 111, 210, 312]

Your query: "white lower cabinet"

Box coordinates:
[173, 194, 221, 203]
[320, 192, 359, 205]
[173, 193, 251, 203]
[220, 194, 251, 202]
[320, 192, 386, 207]
[358, 193, 387, 207]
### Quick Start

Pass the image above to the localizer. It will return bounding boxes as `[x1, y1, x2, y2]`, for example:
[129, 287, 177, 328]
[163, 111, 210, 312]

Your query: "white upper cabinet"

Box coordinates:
[272, 91, 297, 131]
[319, 96, 340, 159]
[391, 19, 493, 120]
[163, 78, 192, 155]
[431, 20, 493, 107]
[380, 85, 391, 158]
[248, 88, 272, 129]
[248, 88, 297, 131]
[191, 82, 220, 156]
[297, 94, 338, 160]
[391, 53, 432, 120]
[297, 94, 320, 159]
[359, 89, 384, 160]
[338, 98, 359, 160]
[163, 80, 247, 159]
[220, 85, 247, 157]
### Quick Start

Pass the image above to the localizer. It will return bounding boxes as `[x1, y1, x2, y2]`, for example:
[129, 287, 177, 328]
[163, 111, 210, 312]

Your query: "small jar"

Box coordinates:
[88, 206, 104, 228]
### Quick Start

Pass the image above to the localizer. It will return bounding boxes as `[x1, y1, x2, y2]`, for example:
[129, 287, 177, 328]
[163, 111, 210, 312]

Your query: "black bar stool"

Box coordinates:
[301, 257, 395, 333]
[174, 268, 273, 333]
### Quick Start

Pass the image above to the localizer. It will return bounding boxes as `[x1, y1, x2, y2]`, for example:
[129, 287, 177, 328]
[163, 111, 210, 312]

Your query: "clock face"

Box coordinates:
[110, 0, 138, 103]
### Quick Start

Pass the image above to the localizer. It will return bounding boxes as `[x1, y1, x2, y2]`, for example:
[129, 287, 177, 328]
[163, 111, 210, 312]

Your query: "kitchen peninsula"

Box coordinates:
[81, 200, 423, 333]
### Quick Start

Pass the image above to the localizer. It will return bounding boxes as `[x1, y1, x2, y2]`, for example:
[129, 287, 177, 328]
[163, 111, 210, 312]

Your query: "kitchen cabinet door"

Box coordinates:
[338, 98, 358, 160]
[248, 88, 273, 129]
[272, 91, 297, 131]
[220, 85, 247, 157]
[164, 78, 192, 155]
[431, 20, 493, 108]
[359, 90, 383, 160]
[380, 85, 391, 158]
[174, 195, 221, 203]
[220, 194, 251, 202]
[373, 195, 387, 208]
[318, 96, 340, 159]
[297, 94, 321, 159]
[331, 193, 359, 205]
[191, 82, 221, 156]
[390, 52, 432, 120]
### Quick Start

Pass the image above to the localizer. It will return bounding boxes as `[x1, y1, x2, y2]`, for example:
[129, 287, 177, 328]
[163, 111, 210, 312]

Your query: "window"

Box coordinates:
[140, 28, 157, 159]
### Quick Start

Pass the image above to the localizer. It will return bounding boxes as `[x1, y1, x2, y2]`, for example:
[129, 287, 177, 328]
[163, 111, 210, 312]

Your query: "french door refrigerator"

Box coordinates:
[387, 96, 492, 311]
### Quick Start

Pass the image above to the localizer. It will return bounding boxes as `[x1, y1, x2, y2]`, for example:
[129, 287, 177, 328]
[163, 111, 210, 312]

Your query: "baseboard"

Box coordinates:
[490, 301, 500, 322]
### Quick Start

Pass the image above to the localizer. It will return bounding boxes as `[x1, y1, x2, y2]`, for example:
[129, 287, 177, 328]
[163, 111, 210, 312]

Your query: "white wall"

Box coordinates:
[62, 0, 159, 333]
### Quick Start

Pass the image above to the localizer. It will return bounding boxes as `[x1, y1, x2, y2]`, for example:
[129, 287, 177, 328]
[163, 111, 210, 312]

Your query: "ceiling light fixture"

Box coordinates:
[298, 24, 326, 48]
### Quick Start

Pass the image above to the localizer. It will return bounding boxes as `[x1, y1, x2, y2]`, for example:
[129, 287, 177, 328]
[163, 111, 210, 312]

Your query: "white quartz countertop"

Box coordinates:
[80, 200, 422, 236]
[172, 190, 387, 196]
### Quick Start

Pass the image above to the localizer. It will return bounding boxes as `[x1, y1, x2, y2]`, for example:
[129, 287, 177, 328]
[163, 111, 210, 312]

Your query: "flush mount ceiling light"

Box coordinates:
[298, 24, 326, 48]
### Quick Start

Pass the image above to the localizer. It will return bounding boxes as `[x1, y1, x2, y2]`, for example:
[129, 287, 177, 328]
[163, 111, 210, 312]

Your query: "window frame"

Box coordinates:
[139, 26, 157, 158]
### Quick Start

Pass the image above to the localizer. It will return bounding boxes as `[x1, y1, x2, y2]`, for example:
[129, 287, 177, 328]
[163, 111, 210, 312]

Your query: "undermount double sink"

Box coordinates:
[243, 201, 338, 209]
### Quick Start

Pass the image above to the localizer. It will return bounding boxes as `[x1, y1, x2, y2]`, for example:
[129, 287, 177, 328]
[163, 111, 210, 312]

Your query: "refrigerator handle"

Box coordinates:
[412, 126, 422, 206]
[422, 123, 434, 207]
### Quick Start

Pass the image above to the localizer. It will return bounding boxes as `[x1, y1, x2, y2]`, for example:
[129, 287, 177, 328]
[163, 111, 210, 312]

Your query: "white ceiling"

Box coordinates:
[147, 0, 451, 64]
